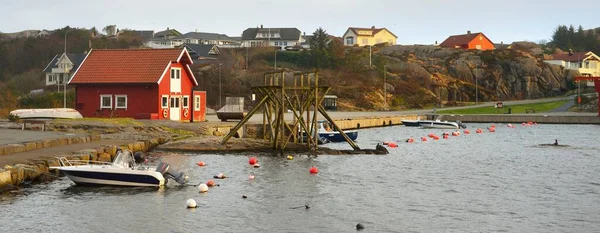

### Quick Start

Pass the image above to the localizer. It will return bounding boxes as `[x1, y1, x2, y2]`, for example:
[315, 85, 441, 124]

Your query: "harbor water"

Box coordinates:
[1, 123, 599, 232]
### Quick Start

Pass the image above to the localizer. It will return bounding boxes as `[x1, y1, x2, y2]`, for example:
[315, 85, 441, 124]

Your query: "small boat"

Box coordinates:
[299, 120, 358, 143]
[50, 149, 189, 187]
[401, 120, 421, 127]
[10, 108, 83, 119]
[419, 120, 467, 129]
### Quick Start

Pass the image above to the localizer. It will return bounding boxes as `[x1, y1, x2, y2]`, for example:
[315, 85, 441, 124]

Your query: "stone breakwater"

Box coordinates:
[0, 137, 169, 192]
[0, 135, 101, 155]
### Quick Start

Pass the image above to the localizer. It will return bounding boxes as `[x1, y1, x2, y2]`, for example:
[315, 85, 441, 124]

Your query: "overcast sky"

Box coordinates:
[1, 0, 598, 44]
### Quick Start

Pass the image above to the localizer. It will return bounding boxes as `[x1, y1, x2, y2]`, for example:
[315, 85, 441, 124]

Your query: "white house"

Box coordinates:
[545, 51, 600, 86]
[241, 26, 303, 49]
[42, 53, 87, 87]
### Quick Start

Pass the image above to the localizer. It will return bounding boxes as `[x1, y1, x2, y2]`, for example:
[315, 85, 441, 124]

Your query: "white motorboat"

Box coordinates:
[419, 120, 467, 129]
[50, 149, 188, 187]
[10, 108, 83, 119]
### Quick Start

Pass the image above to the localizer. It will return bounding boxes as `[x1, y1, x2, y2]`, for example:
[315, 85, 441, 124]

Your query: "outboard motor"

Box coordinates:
[155, 161, 189, 185]
[457, 120, 467, 129]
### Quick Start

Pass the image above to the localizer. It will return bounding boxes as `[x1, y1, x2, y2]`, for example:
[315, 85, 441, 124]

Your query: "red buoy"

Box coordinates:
[309, 166, 319, 174]
[388, 142, 398, 147]
[206, 180, 216, 187]
[249, 157, 258, 165]
[464, 129, 470, 134]
[197, 161, 206, 167]
[421, 137, 427, 141]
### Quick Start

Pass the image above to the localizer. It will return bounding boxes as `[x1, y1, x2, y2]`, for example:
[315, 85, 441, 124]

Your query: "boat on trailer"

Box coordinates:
[50, 149, 188, 187]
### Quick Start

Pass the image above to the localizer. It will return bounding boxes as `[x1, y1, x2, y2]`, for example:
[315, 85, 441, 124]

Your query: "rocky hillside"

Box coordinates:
[372, 43, 577, 109]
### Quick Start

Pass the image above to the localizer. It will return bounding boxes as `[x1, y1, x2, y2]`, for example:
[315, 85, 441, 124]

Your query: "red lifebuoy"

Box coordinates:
[183, 108, 189, 117]
[162, 109, 168, 118]
[496, 102, 503, 108]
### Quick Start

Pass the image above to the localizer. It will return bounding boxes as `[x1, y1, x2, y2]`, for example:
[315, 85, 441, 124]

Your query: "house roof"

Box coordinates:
[42, 53, 87, 73]
[182, 43, 220, 59]
[439, 32, 493, 47]
[69, 48, 196, 85]
[550, 51, 597, 62]
[345, 27, 398, 39]
[154, 28, 182, 38]
[175, 32, 237, 42]
[241, 27, 301, 41]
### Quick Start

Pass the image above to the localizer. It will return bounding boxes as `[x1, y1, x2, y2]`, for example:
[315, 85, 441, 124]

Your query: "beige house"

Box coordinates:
[342, 26, 397, 46]
[545, 51, 600, 86]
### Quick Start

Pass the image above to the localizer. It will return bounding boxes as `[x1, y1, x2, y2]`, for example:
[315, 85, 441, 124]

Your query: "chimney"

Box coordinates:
[467, 30, 471, 34]
[568, 49, 573, 55]
[261, 24, 263, 29]
[500, 41, 503, 45]
[435, 40, 438, 45]
[167, 27, 170, 30]
[371, 26, 376, 29]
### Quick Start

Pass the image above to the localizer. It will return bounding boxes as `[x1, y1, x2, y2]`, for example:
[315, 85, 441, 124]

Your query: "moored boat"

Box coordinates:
[50, 149, 188, 187]
[419, 120, 467, 129]
[401, 120, 421, 127]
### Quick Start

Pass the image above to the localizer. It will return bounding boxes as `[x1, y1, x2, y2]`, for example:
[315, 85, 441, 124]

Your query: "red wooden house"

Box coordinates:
[439, 31, 494, 51]
[68, 48, 206, 121]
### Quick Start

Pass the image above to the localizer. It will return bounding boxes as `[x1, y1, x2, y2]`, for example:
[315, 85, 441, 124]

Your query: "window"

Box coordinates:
[170, 68, 181, 79]
[182, 96, 189, 108]
[346, 37, 354, 45]
[275, 41, 279, 46]
[283, 42, 287, 46]
[195, 96, 201, 111]
[100, 95, 112, 109]
[115, 95, 127, 109]
[475, 44, 482, 50]
[161, 96, 168, 108]
[170, 97, 179, 108]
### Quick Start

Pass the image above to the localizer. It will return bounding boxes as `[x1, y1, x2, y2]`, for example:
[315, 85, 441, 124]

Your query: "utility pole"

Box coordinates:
[274, 50, 277, 70]
[245, 46, 249, 70]
[219, 63, 222, 108]
[64, 29, 74, 108]
[383, 65, 387, 111]
[475, 64, 478, 105]
[369, 45, 372, 67]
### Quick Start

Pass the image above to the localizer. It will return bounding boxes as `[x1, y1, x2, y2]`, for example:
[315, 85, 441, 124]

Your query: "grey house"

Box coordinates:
[42, 53, 87, 87]
[241, 26, 302, 48]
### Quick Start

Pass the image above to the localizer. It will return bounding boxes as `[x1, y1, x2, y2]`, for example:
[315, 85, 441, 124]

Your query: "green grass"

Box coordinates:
[54, 118, 144, 126]
[438, 100, 569, 114]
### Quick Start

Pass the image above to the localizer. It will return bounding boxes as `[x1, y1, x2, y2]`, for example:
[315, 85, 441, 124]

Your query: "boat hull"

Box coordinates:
[319, 130, 359, 142]
[10, 108, 83, 119]
[401, 120, 421, 127]
[419, 121, 459, 129]
[59, 167, 165, 187]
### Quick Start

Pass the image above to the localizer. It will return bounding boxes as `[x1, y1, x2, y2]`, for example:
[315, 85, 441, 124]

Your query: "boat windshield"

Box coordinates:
[112, 150, 135, 168]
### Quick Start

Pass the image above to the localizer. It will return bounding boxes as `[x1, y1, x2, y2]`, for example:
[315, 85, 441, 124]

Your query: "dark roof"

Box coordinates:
[130, 30, 154, 40]
[43, 53, 87, 73]
[439, 32, 493, 47]
[70, 48, 195, 84]
[154, 29, 182, 38]
[550, 51, 596, 62]
[346, 27, 398, 39]
[241, 28, 301, 41]
[181, 43, 220, 59]
[175, 32, 236, 42]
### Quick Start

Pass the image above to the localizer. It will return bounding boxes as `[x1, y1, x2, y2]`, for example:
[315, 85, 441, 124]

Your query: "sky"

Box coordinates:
[1, 0, 599, 44]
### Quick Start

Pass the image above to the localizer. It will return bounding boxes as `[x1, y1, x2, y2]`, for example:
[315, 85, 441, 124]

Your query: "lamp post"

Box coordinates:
[369, 45, 372, 67]
[245, 46, 249, 70]
[63, 29, 74, 108]
[219, 63, 222, 108]
[274, 50, 277, 70]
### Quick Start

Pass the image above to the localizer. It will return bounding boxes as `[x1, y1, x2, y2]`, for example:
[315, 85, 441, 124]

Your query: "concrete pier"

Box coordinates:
[441, 114, 600, 124]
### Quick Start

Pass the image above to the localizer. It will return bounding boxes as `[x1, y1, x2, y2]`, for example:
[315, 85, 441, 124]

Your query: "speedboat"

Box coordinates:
[10, 108, 83, 119]
[401, 120, 421, 127]
[419, 120, 467, 129]
[300, 120, 358, 143]
[50, 149, 188, 187]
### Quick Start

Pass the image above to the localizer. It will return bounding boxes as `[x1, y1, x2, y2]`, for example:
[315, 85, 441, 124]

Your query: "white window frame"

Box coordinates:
[170, 68, 181, 80]
[161, 95, 169, 108]
[195, 96, 201, 111]
[100, 95, 112, 109]
[182, 96, 189, 108]
[115, 95, 128, 109]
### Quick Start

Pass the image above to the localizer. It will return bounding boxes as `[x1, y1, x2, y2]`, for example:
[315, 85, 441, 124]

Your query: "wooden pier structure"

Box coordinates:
[221, 71, 360, 152]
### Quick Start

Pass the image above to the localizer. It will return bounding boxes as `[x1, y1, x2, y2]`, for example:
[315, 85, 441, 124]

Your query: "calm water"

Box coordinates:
[1, 124, 600, 233]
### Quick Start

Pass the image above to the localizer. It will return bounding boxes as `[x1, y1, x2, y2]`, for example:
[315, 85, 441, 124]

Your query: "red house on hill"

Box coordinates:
[439, 31, 494, 51]
[69, 48, 206, 121]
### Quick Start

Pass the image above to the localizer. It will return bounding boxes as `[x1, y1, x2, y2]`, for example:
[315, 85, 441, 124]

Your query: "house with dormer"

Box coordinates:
[545, 50, 600, 86]
[42, 53, 87, 86]
[68, 48, 206, 121]
[342, 26, 397, 46]
[241, 26, 302, 48]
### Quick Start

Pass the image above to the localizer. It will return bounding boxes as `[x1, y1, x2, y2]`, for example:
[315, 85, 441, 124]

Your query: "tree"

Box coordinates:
[308, 28, 332, 69]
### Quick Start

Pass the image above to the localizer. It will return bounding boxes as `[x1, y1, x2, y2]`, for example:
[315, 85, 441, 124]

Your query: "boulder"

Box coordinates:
[0, 169, 12, 190]
[98, 153, 112, 162]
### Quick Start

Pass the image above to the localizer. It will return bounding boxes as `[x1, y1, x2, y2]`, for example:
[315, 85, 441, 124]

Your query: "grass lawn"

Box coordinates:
[437, 100, 569, 114]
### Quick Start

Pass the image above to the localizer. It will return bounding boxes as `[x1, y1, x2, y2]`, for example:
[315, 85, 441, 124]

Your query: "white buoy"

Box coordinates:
[253, 163, 260, 168]
[217, 173, 224, 179]
[248, 173, 255, 180]
[198, 183, 209, 193]
[186, 199, 197, 208]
